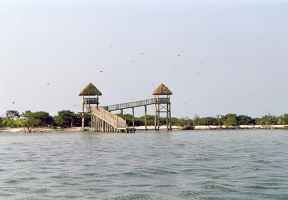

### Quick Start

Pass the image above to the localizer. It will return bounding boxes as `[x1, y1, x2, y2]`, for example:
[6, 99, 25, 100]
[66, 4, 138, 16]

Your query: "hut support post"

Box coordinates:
[157, 104, 160, 131]
[144, 105, 147, 131]
[154, 103, 157, 131]
[91, 113, 93, 129]
[95, 117, 98, 132]
[154, 98, 157, 131]
[132, 107, 135, 130]
[169, 103, 172, 130]
[154, 100, 160, 131]
[82, 96, 85, 129]
[166, 103, 169, 131]
[154, 113, 156, 131]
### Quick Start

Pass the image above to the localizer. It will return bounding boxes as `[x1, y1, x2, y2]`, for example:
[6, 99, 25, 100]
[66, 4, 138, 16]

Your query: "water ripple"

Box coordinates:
[0, 130, 288, 199]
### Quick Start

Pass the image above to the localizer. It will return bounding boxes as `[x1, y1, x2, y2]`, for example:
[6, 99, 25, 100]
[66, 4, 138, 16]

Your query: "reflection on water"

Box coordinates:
[0, 130, 288, 200]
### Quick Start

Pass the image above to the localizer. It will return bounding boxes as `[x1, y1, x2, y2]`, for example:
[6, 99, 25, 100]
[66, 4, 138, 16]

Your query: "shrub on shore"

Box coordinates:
[2, 110, 288, 129]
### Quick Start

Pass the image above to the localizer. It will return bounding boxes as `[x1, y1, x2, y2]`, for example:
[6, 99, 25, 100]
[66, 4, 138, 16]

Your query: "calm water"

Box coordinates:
[0, 130, 288, 200]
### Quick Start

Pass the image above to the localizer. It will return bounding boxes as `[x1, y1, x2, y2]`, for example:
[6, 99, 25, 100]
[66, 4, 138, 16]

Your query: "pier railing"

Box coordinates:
[105, 98, 170, 111]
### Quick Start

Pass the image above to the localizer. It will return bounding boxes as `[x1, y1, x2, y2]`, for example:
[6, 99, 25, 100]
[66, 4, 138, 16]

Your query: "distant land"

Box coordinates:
[1, 110, 288, 133]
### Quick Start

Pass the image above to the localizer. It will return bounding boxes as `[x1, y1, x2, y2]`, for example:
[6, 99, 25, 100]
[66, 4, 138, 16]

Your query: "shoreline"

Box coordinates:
[1, 125, 288, 133]
[0, 127, 82, 133]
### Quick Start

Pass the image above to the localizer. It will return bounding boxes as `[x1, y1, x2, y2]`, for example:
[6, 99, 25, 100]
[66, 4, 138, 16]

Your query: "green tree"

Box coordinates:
[198, 117, 218, 126]
[6, 110, 20, 119]
[120, 114, 145, 127]
[54, 110, 76, 128]
[237, 115, 255, 125]
[1, 118, 17, 128]
[193, 115, 201, 126]
[138, 115, 155, 126]
[256, 115, 278, 125]
[171, 117, 193, 127]
[22, 111, 41, 131]
[223, 113, 238, 127]
[278, 114, 288, 125]
[31, 111, 53, 126]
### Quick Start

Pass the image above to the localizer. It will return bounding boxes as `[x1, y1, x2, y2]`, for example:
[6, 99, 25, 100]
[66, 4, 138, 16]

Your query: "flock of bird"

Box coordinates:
[8, 50, 203, 109]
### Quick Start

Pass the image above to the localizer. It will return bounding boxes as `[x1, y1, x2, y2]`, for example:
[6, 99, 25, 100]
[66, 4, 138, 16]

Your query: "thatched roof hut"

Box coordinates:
[79, 83, 102, 96]
[153, 83, 173, 96]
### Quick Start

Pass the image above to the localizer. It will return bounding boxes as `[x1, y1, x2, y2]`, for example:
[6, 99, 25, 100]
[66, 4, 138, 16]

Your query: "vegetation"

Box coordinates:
[1, 110, 288, 130]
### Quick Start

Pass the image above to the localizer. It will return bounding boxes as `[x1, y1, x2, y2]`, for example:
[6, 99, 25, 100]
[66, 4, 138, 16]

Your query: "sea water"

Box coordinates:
[0, 130, 287, 200]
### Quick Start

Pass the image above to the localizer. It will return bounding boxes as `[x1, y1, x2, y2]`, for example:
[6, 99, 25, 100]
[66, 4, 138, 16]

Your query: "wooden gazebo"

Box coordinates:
[79, 83, 102, 128]
[153, 83, 173, 131]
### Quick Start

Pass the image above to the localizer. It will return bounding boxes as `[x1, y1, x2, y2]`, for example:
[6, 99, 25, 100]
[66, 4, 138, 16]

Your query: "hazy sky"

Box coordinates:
[1, 0, 288, 117]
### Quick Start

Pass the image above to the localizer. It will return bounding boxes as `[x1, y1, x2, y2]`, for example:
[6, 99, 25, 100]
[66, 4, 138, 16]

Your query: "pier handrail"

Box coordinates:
[105, 98, 170, 111]
[91, 107, 127, 129]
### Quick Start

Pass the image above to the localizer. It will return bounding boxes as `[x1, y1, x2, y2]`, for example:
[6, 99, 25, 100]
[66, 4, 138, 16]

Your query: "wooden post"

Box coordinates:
[155, 99, 160, 131]
[144, 105, 147, 131]
[154, 102, 157, 131]
[154, 97, 157, 131]
[91, 113, 93, 130]
[97, 119, 99, 132]
[157, 103, 160, 131]
[95, 117, 98, 132]
[166, 103, 169, 131]
[168, 97, 172, 130]
[103, 121, 105, 132]
[169, 103, 172, 130]
[99, 119, 101, 132]
[132, 107, 135, 130]
[82, 96, 85, 129]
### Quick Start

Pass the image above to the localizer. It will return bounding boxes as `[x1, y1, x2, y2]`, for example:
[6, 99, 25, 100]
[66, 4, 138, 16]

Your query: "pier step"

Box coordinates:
[90, 107, 127, 132]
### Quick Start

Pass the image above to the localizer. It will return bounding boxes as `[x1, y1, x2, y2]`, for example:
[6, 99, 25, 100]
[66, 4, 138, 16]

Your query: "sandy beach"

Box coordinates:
[0, 127, 82, 133]
[1, 125, 288, 133]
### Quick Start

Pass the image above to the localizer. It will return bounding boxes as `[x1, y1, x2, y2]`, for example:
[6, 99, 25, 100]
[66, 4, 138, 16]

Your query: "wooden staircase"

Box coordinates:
[90, 107, 127, 132]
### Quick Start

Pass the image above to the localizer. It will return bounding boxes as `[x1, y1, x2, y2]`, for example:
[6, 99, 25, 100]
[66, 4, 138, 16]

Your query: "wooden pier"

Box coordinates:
[79, 83, 173, 133]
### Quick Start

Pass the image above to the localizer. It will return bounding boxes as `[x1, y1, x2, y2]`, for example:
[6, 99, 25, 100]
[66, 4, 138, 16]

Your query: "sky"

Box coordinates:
[0, 0, 288, 117]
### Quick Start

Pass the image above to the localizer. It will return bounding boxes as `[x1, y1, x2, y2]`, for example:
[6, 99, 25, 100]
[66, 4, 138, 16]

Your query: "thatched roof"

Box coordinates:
[79, 83, 102, 96]
[153, 83, 173, 95]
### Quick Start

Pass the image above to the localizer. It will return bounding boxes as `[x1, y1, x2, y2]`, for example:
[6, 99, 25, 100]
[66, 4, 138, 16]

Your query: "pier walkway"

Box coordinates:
[80, 83, 173, 133]
[90, 98, 171, 132]
[104, 98, 170, 112]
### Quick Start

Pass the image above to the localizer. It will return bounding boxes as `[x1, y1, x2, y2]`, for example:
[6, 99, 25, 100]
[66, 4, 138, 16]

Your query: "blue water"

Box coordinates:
[0, 130, 288, 200]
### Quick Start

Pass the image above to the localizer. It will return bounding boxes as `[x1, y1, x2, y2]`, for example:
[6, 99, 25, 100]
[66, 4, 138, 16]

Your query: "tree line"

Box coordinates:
[1, 110, 288, 131]
[0, 110, 91, 132]
[123, 113, 288, 127]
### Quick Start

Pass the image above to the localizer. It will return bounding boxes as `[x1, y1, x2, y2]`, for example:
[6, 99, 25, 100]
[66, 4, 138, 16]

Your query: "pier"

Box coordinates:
[79, 83, 173, 133]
